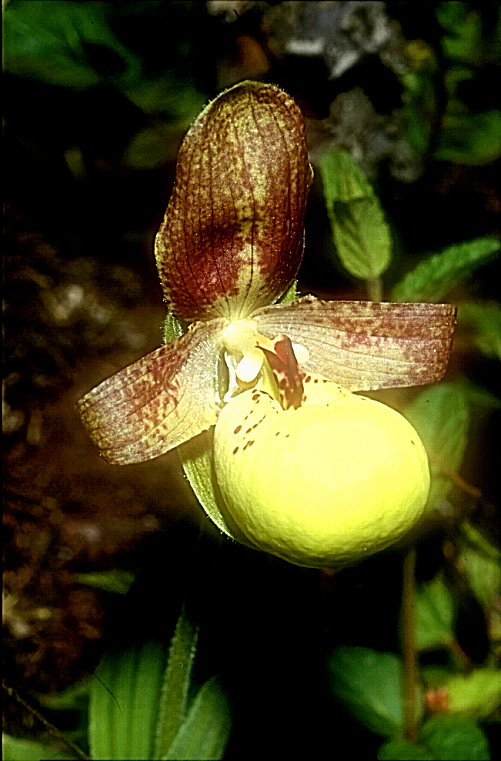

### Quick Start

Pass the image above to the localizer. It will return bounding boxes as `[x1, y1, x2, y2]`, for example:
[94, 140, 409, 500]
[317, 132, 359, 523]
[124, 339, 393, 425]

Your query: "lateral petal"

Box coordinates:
[254, 297, 456, 391]
[77, 320, 226, 464]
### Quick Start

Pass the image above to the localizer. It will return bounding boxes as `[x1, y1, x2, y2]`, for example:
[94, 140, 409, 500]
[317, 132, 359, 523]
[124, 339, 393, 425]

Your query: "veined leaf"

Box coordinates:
[319, 148, 374, 203]
[326, 646, 422, 738]
[419, 715, 490, 760]
[456, 521, 501, 610]
[404, 382, 470, 510]
[320, 149, 392, 280]
[330, 197, 392, 280]
[458, 301, 501, 360]
[392, 237, 500, 303]
[415, 575, 455, 651]
[444, 668, 501, 719]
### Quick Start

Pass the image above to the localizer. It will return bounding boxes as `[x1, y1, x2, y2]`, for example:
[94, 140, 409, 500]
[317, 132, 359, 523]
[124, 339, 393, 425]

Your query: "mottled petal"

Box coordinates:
[155, 81, 313, 322]
[253, 296, 457, 390]
[77, 320, 226, 464]
[258, 334, 304, 409]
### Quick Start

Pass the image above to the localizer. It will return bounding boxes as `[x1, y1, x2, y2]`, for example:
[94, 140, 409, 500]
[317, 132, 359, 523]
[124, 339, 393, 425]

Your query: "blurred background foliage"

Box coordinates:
[3, 2, 500, 759]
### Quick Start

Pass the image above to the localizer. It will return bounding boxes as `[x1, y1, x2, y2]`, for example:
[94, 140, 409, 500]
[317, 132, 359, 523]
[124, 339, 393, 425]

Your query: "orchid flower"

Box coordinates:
[77, 81, 456, 567]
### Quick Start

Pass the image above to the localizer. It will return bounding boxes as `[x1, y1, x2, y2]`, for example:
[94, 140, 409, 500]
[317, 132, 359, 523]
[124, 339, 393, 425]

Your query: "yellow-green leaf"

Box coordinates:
[415, 575, 455, 651]
[320, 149, 392, 280]
[392, 238, 500, 303]
[404, 382, 470, 510]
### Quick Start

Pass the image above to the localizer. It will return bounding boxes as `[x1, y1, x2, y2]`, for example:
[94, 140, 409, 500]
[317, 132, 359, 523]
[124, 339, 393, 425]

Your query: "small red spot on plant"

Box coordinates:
[426, 687, 449, 713]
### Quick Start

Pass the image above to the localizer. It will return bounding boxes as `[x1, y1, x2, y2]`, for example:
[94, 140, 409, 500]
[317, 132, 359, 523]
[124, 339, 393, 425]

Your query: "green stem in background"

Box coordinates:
[427, 449, 482, 500]
[402, 546, 419, 742]
[154, 603, 199, 760]
[367, 276, 383, 302]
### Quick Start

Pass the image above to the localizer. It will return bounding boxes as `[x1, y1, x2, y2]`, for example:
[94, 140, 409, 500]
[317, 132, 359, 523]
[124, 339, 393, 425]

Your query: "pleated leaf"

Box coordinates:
[89, 640, 166, 760]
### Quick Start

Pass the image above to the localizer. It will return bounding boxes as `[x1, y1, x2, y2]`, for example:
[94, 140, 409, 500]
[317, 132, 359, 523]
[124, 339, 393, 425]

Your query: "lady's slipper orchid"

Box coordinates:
[77, 81, 456, 567]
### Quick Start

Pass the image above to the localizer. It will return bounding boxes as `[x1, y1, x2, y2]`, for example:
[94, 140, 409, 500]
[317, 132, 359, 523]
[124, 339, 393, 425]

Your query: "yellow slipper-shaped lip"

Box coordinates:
[214, 375, 430, 568]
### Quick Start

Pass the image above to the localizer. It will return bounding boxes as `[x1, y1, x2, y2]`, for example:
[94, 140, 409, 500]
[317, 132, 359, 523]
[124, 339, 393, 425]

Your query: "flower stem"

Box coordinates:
[401, 546, 419, 742]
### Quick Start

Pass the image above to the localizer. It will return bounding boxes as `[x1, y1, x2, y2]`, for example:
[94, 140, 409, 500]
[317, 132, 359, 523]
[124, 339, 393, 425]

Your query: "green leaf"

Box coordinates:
[329, 197, 393, 280]
[436, 110, 501, 165]
[456, 521, 501, 610]
[319, 149, 392, 280]
[319, 149, 374, 203]
[404, 382, 470, 510]
[163, 675, 231, 761]
[73, 570, 136, 595]
[451, 377, 501, 410]
[392, 238, 500, 303]
[326, 646, 422, 738]
[436, 2, 482, 62]
[88, 639, 166, 760]
[2, 733, 79, 761]
[123, 77, 205, 121]
[444, 669, 501, 719]
[123, 126, 175, 170]
[154, 605, 199, 759]
[419, 715, 490, 760]
[458, 301, 501, 360]
[377, 737, 434, 760]
[3, 0, 140, 89]
[415, 575, 455, 651]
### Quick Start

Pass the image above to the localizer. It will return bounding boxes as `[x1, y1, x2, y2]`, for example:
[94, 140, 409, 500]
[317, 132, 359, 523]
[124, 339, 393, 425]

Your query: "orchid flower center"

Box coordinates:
[221, 320, 308, 402]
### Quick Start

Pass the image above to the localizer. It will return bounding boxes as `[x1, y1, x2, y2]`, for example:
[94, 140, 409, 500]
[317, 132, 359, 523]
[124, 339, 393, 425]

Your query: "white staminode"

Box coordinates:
[221, 320, 308, 401]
